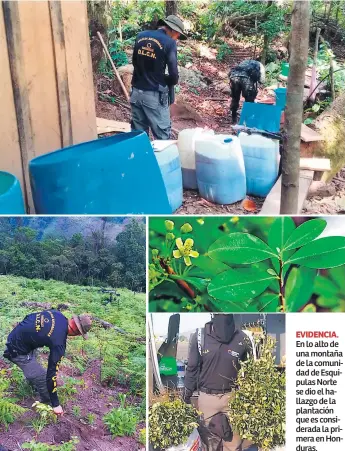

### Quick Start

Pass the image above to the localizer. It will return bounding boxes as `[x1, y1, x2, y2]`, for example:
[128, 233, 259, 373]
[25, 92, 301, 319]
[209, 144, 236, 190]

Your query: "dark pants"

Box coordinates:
[130, 87, 171, 140]
[229, 76, 258, 121]
[9, 351, 50, 404]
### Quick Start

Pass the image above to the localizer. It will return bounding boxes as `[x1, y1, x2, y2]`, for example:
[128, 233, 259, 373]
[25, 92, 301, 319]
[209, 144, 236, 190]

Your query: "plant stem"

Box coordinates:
[159, 258, 195, 299]
[278, 258, 286, 312]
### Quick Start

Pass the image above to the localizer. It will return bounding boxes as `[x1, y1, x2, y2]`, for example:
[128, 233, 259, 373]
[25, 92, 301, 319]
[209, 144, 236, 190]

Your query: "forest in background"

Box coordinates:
[0, 218, 146, 292]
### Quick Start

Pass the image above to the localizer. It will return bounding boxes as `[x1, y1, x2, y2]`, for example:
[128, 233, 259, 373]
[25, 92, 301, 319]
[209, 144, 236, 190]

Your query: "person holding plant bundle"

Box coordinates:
[3, 310, 92, 416]
[183, 314, 254, 451]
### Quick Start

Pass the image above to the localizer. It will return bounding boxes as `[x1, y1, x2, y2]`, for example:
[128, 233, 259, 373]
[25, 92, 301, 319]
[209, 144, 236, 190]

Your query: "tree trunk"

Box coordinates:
[309, 27, 321, 102]
[166, 0, 177, 16]
[280, 0, 310, 214]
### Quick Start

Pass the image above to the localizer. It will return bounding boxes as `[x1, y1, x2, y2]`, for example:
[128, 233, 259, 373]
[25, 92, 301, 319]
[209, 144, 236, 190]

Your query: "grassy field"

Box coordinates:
[0, 275, 146, 451]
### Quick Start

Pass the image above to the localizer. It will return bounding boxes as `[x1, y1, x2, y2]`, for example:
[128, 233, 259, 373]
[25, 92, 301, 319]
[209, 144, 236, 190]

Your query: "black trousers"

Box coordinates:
[229, 76, 258, 119]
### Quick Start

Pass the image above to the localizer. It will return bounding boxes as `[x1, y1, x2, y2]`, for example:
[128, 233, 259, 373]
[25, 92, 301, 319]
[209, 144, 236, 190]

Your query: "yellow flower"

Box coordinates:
[165, 220, 175, 231]
[173, 238, 199, 266]
[230, 216, 239, 224]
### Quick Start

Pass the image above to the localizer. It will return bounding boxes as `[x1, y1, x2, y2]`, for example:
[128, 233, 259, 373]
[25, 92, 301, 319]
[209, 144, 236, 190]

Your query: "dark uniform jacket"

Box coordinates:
[184, 316, 252, 398]
[132, 28, 179, 91]
[4, 310, 68, 407]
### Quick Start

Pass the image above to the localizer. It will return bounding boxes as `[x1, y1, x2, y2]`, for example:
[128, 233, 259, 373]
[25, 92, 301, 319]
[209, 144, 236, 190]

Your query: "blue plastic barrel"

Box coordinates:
[274, 88, 287, 109]
[0, 171, 26, 214]
[154, 144, 183, 213]
[29, 131, 171, 214]
[195, 135, 246, 205]
[239, 133, 280, 197]
[239, 102, 283, 133]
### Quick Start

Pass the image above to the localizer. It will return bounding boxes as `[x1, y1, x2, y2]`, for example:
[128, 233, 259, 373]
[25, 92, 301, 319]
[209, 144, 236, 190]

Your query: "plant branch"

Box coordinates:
[278, 259, 286, 312]
[159, 258, 196, 299]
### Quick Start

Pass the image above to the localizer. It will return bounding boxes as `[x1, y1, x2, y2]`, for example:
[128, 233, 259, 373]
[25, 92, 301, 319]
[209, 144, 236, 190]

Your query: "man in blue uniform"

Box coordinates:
[3, 310, 92, 416]
[229, 60, 266, 123]
[130, 15, 187, 139]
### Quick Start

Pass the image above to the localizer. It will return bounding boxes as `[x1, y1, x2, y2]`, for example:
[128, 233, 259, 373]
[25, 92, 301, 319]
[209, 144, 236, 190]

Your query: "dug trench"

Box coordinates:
[0, 359, 145, 451]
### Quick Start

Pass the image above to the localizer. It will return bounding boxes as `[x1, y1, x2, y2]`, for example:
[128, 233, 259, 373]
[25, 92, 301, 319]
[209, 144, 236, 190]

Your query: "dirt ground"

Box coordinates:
[96, 37, 345, 216]
[0, 360, 144, 451]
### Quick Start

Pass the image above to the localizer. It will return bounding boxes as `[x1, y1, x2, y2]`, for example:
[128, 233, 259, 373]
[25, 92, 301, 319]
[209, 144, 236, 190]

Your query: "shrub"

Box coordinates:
[22, 437, 79, 451]
[0, 378, 26, 428]
[103, 394, 138, 437]
[149, 399, 199, 450]
[216, 42, 232, 62]
[139, 428, 146, 446]
[177, 47, 193, 67]
[228, 335, 286, 451]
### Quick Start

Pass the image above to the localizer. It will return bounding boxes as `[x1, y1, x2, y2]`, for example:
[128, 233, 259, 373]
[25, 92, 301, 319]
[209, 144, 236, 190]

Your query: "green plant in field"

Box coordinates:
[0, 376, 26, 428]
[177, 46, 193, 67]
[22, 437, 79, 451]
[216, 42, 232, 62]
[103, 393, 138, 437]
[31, 401, 56, 434]
[149, 399, 199, 450]
[58, 377, 83, 405]
[72, 405, 81, 418]
[86, 413, 96, 425]
[149, 217, 345, 313]
[228, 336, 285, 451]
[10, 365, 34, 399]
[139, 428, 146, 446]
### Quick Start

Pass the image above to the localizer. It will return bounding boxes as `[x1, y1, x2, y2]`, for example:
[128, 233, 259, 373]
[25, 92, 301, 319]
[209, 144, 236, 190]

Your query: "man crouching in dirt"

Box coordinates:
[229, 59, 266, 123]
[3, 310, 92, 416]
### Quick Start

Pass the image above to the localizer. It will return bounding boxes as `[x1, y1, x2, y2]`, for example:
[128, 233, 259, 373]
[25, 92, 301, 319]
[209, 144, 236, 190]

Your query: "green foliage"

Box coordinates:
[216, 42, 232, 62]
[314, 266, 345, 312]
[72, 406, 81, 418]
[265, 61, 280, 86]
[31, 402, 57, 434]
[149, 399, 199, 449]
[0, 218, 145, 292]
[109, 39, 128, 67]
[149, 217, 345, 313]
[0, 376, 26, 428]
[139, 428, 146, 446]
[229, 336, 285, 451]
[86, 413, 96, 425]
[9, 365, 34, 399]
[22, 437, 79, 451]
[103, 394, 139, 437]
[177, 46, 193, 67]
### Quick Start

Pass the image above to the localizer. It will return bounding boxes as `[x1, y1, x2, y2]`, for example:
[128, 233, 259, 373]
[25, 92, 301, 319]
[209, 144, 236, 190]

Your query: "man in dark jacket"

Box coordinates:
[130, 15, 187, 139]
[229, 60, 266, 123]
[3, 310, 92, 416]
[184, 314, 253, 451]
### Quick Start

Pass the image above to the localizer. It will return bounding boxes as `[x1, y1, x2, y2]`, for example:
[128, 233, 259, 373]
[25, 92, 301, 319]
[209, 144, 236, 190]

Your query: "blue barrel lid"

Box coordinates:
[224, 137, 233, 143]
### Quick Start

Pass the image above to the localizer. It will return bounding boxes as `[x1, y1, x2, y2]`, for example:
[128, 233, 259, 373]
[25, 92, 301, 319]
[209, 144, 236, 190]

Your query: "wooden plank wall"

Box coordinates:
[0, 0, 97, 213]
[0, 5, 25, 201]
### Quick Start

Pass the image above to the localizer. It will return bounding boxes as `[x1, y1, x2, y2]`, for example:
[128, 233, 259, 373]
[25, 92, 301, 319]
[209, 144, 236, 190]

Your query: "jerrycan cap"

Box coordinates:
[224, 137, 233, 143]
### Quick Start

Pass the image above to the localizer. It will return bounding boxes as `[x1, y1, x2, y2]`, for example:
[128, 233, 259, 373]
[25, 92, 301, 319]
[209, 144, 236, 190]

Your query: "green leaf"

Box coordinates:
[283, 219, 327, 252]
[286, 236, 345, 268]
[285, 267, 317, 312]
[313, 276, 339, 297]
[304, 118, 314, 125]
[268, 217, 296, 254]
[208, 233, 277, 265]
[193, 255, 230, 277]
[316, 296, 340, 309]
[328, 266, 345, 291]
[301, 304, 316, 312]
[254, 292, 280, 312]
[208, 268, 275, 303]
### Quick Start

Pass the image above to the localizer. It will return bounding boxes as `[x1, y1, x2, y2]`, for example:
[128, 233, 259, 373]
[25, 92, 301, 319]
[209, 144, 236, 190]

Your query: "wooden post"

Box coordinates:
[2, 0, 33, 212]
[309, 27, 321, 102]
[280, 0, 310, 214]
[330, 56, 335, 101]
[49, 1, 73, 148]
[97, 31, 130, 102]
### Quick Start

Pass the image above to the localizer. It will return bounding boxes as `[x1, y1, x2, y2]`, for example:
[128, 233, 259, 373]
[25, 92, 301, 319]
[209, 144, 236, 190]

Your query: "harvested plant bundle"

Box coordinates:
[228, 336, 286, 451]
[149, 399, 199, 450]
